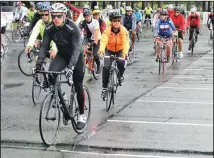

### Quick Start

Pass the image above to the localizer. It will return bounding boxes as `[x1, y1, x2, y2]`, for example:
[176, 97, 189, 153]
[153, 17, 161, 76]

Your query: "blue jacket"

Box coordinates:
[134, 11, 142, 22]
[154, 18, 176, 38]
[121, 14, 136, 31]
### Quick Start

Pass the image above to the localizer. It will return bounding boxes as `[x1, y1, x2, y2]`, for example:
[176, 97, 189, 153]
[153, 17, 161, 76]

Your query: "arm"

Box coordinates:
[132, 14, 137, 30]
[20, 8, 25, 21]
[153, 20, 159, 36]
[169, 19, 176, 31]
[94, 20, 100, 44]
[186, 16, 190, 29]
[99, 29, 109, 53]
[68, 26, 83, 69]
[139, 12, 143, 21]
[122, 29, 130, 58]
[50, 40, 58, 52]
[26, 20, 41, 48]
[180, 15, 185, 31]
[36, 28, 51, 67]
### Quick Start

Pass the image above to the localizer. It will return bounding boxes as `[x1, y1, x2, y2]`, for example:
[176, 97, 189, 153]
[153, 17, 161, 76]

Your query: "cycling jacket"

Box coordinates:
[26, 19, 57, 52]
[121, 14, 136, 31]
[37, 18, 83, 69]
[134, 11, 142, 22]
[99, 25, 129, 58]
[154, 18, 176, 38]
[14, 7, 25, 21]
[170, 14, 185, 31]
[186, 14, 200, 28]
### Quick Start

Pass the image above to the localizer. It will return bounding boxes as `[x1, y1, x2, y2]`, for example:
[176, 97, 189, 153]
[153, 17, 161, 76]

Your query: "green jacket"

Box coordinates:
[27, 9, 36, 22]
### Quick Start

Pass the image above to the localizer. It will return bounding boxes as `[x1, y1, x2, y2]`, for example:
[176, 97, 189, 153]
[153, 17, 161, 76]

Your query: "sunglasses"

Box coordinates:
[51, 15, 63, 19]
[41, 14, 49, 17]
[175, 11, 180, 13]
[112, 19, 121, 23]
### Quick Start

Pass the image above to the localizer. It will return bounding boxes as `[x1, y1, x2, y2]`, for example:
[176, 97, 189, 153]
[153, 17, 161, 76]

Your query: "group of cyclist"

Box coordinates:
[1, 2, 214, 131]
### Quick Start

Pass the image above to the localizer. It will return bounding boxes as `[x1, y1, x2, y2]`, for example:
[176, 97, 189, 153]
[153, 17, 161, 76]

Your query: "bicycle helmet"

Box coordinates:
[83, 4, 90, 9]
[50, 3, 67, 14]
[29, 2, 35, 8]
[92, 9, 101, 15]
[17, 2, 22, 5]
[109, 12, 122, 21]
[190, 8, 196, 13]
[160, 10, 168, 15]
[40, 3, 51, 11]
[83, 10, 92, 17]
[125, 6, 132, 11]
[174, 7, 180, 12]
[36, 2, 43, 11]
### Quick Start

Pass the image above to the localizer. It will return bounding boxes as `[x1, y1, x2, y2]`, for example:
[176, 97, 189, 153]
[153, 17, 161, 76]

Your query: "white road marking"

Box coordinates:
[107, 120, 213, 127]
[157, 87, 212, 90]
[172, 76, 213, 80]
[136, 100, 213, 105]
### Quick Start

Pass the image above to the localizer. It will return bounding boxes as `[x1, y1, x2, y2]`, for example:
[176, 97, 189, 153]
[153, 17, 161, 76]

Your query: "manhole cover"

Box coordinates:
[3, 82, 24, 89]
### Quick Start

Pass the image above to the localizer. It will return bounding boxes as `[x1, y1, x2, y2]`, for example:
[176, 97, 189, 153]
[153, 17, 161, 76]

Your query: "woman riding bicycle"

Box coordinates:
[99, 12, 129, 100]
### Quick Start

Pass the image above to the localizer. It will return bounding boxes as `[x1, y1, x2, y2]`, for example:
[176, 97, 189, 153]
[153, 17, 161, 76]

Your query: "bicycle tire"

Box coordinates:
[92, 59, 101, 80]
[18, 49, 35, 76]
[106, 72, 114, 111]
[12, 24, 22, 43]
[39, 92, 60, 146]
[1, 44, 5, 64]
[32, 76, 43, 105]
[71, 85, 91, 134]
[162, 50, 166, 73]
[159, 52, 162, 75]
[191, 39, 194, 56]
[112, 70, 118, 105]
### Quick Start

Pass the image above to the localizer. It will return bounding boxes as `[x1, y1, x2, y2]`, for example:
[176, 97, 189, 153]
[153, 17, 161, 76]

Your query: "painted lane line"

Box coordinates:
[183, 69, 207, 71]
[172, 77, 213, 80]
[157, 87, 212, 90]
[136, 100, 213, 105]
[107, 120, 213, 127]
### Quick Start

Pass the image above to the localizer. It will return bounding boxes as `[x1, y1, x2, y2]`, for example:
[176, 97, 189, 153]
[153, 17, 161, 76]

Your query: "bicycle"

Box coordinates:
[1, 34, 9, 64]
[83, 42, 102, 80]
[156, 37, 170, 75]
[188, 28, 197, 56]
[172, 31, 178, 65]
[34, 69, 91, 146]
[128, 30, 137, 62]
[104, 55, 125, 111]
[136, 21, 142, 41]
[1, 44, 5, 64]
[18, 42, 40, 76]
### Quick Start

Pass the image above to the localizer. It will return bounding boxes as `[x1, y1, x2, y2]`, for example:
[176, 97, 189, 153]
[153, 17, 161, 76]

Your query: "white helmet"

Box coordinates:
[83, 4, 90, 9]
[190, 8, 196, 13]
[125, 6, 132, 11]
[94, 6, 99, 10]
[50, 3, 67, 14]
[167, 4, 174, 9]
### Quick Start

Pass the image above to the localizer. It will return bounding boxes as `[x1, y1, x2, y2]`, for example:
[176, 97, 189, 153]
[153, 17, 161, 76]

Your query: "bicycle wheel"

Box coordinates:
[1, 44, 5, 64]
[71, 85, 91, 134]
[159, 52, 162, 75]
[106, 72, 114, 111]
[39, 92, 61, 146]
[18, 49, 36, 76]
[162, 50, 166, 73]
[112, 70, 118, 105]
[32, 75, 44, 105]
[12, 24, 22, 43]
[92, 58, 101, 80]
[172, 44, 177, 65]
[191, 39, 194, 56]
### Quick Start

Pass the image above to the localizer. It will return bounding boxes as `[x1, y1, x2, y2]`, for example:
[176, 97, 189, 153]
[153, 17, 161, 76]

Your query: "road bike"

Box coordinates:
[34, 69, 91, 146]
[188, 28, 197, 56]
[172, 31, 178, 65]
[104, 55, 125, 111]
[12, 20, 30, 43]
[83, 42, 102, 80]
[128, 31, 137, 62]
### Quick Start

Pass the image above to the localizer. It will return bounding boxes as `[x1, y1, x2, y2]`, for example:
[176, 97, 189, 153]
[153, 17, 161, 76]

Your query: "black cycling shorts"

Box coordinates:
[178, 31, 183, 40]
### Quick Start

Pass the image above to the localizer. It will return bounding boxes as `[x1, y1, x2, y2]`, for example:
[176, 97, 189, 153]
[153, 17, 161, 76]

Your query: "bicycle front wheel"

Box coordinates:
[12, 24, 22, 43]
[18, 49, 36, 76]
[159, 53, 162, 75]
[106, 72, 114, 111]
[32, 75, 45, 105]
[191, 39, 194, 56]
[39, 92, 61, 146]
[71, 85, 91, 134]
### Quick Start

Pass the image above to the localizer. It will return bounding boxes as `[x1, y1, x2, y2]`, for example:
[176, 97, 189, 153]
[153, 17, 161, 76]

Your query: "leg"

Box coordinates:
[93, 40, 101, 74]
[178, 31, 184, 58]
[144, 15, 148, 24]
[131, 31, 136, 49]
[156, 38, 161, 61]
[166, 39, 172, 62]
[116, 51, 126, 85]
[148, 15, 152, 25]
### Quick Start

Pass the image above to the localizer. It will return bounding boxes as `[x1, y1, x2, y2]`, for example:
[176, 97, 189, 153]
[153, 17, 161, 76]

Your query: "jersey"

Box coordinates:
[144, 7, 152, 15]
[154, 18, 176, 38]
[122, 14, 137, 31]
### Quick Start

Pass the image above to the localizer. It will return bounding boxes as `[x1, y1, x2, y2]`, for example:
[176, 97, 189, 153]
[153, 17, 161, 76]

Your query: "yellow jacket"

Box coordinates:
[99, 25, 129, 58]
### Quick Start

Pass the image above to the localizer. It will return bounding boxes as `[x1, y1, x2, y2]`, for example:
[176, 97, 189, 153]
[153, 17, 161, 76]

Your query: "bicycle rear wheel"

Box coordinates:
[18, 49, 36, 76]
[71, 85, 91, 134]
[39, 92, 60, 146]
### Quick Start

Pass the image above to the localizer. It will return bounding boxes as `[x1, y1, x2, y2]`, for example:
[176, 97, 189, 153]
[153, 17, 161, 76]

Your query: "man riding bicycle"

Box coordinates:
[14, 2, 26, 22]
[154, 10, 176, 63]
[35, 3, 86, 130]
[79, 10, 102, 74]
[25, 3, 57, 59]
[99, 12, 129, 100]
[207, 8, 214, 39]
[186, 8, 201, 50]
[144, 3, 152, 26]
[170, 7, 185, 59]
[121, 6, 136, 51]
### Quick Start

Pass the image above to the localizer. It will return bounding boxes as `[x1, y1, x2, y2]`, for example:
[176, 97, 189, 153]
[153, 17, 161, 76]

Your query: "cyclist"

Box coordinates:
[92, 9, 107, 34]
[152, 8, 162, 30]
[134, 7, 143, 33]
[154, 10, 176, 63]
[121, 6, 136, 51]
[98, 12, 129, 100]
[13, 2, 26, 21]
[166, 4, 174, 18]
[186, 8, 200, 50]
[207, 8, 214, 39]
[79, 10, 102, 74]
[25, 3, 57, 58]
[76, 4, 90, 25]
[35, 3, 86, 130]
[143, 3, 152, 26]
[170, 7, 185, 59]
[120, 2, 126, 15]
[27, 3, 36, 22]
[23, 2, 43, 37]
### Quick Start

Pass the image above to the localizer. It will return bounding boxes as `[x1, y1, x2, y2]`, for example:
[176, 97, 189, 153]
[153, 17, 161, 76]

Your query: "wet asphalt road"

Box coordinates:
[1, 27, 213, 158]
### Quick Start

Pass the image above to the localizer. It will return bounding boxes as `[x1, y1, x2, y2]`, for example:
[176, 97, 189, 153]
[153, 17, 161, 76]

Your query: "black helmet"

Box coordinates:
[83, 10, 92, 17]
[160, 10, 168, 15]
[174, 7, 180, 12]
[109, 12, 121, 21]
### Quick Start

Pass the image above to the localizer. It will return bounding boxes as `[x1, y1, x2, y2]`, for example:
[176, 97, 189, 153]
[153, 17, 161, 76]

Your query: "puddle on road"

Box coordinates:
[3, 82, 25, 89]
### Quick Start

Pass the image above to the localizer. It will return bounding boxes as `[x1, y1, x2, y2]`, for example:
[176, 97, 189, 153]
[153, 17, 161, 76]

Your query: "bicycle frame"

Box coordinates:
[84, 43, 94, 71]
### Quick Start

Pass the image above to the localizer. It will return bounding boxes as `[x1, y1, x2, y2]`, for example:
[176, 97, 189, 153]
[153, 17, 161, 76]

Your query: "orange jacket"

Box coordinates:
[99, 25, 129, 58]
